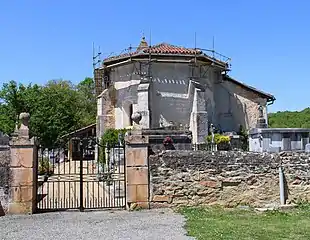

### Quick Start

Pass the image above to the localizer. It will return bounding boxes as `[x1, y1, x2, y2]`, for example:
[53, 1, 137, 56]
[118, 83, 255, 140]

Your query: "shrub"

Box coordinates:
[100, 128, 127, 147]
[206, 133, 231, 150]
[238, 125, 249, 151]
[38, 157, 54, 175]
[98, 128, 127, 169]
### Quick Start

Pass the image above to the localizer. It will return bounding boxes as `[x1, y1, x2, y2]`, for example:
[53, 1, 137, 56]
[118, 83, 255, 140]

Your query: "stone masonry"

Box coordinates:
[0, 150, 11, 216]
[229, 82, 268, 130]
[7, 113, 37, 214]
[125, 133, 150, 209]
[97, 87, 116, 138]
[149, 150, 310, 207]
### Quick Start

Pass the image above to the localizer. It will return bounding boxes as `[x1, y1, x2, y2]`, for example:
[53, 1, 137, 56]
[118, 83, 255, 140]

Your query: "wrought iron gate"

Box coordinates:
[36, 137, 126, 212]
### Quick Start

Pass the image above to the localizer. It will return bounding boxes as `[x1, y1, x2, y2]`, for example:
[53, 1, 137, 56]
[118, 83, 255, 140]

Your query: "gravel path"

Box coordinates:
[0, 209, 195, 240]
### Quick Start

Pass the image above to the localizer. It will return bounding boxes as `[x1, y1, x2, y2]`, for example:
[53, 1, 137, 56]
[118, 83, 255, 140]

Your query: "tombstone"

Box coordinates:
[305, 143, 310, 153]
[258, 105, 264, 118]
[0, 132, 9, 151]
[256, 105, 267, 128]
[209, 123, 217, 151]
[210, 124, 215, 144]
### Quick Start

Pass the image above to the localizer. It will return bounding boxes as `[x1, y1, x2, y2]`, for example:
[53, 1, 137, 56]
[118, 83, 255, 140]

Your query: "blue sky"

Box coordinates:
[0, 0, 309, 112]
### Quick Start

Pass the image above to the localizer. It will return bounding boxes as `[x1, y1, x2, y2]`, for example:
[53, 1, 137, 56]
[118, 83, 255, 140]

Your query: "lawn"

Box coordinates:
[180, 206, 310, 240]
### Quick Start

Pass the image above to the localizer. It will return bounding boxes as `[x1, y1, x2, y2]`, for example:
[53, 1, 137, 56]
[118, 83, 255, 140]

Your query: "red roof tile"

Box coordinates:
[104, 43, 203, 62]
[143, 43, 202, 55]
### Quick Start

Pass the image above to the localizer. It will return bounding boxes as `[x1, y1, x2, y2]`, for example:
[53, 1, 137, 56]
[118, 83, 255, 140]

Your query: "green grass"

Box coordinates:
[180, 206, 310, 240]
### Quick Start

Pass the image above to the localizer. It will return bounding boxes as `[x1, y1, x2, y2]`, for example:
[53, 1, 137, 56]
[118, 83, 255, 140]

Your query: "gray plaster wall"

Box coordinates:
[149, 62, 218, 129]
[105, 61, 269, 132]
[150, 62, 193, 128]
[0, 150, 11, 215]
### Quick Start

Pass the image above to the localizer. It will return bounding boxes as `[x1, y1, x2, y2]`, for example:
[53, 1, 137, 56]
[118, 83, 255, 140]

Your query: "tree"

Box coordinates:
[30, 80, 82, 148]
[268, 108, 310, 128]
[0, 80, 40, 134]
[76, 77, 96, 126]
[0, 77, 97, 149]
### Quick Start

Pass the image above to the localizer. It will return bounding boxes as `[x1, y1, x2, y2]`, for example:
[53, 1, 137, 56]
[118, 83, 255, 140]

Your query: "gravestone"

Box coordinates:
[0, 150, 11, 216]
[256, 105, 267, 128]
[305, 144, 310, 153]
[0, 133, 9, 151]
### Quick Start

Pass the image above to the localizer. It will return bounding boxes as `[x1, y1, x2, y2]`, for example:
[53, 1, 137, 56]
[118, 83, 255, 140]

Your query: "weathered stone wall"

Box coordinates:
[228, 82, 267, 130]
[0, 150, 11, 215]
[149, 151, 310, 207]
[214, 78, 268, 131]
[97, 87, 116, 138]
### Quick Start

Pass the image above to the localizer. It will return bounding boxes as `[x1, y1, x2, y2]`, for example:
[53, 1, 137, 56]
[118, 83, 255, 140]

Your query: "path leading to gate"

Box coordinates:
[0, 209, 194, 240]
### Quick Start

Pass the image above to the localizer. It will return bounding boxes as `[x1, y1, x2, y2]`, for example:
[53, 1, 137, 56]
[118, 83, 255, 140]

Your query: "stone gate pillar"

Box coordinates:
[8, 113, 37, 214]
[125, 132, 149, 209]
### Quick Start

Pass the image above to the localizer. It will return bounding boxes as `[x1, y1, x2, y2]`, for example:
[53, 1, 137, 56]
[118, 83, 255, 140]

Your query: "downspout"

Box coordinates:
[279, 166, 286, 205]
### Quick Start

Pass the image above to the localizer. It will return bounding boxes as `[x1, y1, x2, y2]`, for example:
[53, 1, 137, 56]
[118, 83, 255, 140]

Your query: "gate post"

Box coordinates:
[125, 132, 149, 210]
[79, 139, 84, 212]
[8, 113, 38, 214]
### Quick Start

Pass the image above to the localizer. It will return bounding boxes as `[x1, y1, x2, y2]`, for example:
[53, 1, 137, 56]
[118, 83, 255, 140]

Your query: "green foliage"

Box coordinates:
[268, 108, 310, 128]
[206, 133, 230, 151]
[206, 133, 230, 144]
[238, 125, 249, 151]
[76, 77, 96, 126]
[98, 128, 127, 168]
[30, 80, 81, 148]
[38, 157, 54, 176]
[0, 80, 41, 134]
[0, 77, 96, 149]
[100, 128, 127, 147]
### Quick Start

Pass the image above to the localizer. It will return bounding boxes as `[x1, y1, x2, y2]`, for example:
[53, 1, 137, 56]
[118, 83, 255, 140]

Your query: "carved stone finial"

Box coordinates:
[137, 36, 148, 51]
[17, 112, 30, 139]
[131, 112, 142, 124]
[19, 112, 30, 128]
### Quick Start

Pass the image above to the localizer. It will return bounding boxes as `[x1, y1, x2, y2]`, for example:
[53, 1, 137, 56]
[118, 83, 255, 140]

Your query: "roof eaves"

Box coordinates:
[60, 123, 96, 139]
[224, 75, 276, 101]
[103, 52, 228, 68]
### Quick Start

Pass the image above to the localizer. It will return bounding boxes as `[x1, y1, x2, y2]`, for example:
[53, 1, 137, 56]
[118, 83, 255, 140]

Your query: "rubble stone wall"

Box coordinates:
[149, 150, 310, 207]
[0, 150, 11, 215]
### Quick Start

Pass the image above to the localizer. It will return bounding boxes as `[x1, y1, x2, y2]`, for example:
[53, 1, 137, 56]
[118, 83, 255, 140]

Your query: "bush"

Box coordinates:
[38, 157, 54, 175]
[206, 133, 231, 150]
[100, 128, 127, 147]
[238, 125, 249, 151]
[98, 128, 127, 169]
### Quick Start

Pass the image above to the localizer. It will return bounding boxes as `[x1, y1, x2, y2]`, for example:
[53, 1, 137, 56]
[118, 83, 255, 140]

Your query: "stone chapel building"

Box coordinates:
[95, 37, 275, 143]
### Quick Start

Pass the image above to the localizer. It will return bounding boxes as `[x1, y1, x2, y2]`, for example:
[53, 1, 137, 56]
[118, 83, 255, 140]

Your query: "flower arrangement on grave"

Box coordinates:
[163, 136, 173, 146]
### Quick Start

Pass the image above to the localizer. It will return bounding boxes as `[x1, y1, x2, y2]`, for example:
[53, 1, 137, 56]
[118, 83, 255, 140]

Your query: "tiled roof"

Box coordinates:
[143, 43, 202, 55]
[224, 75, 275, 101]
[104, 43, 203, 62]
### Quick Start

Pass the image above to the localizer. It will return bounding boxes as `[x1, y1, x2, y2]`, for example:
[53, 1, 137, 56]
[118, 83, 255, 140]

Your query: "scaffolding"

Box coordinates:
[93, 34, 231, 97]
